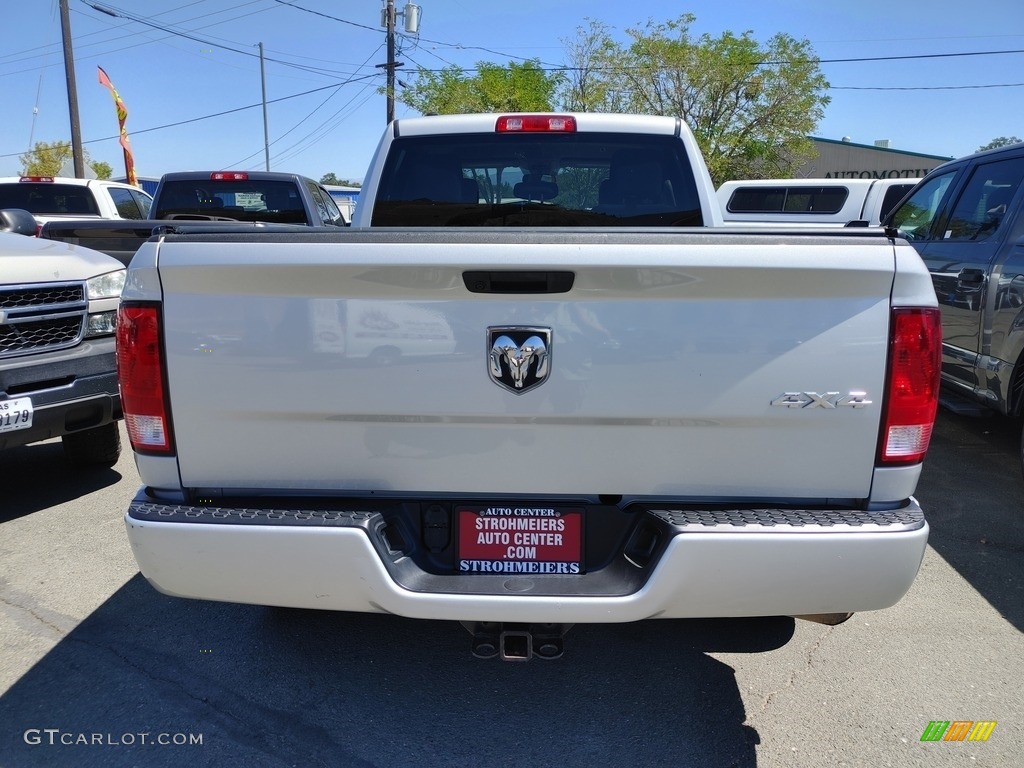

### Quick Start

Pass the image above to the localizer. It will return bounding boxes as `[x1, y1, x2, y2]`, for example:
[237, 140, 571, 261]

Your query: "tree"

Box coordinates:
[560, 16, 830, 185]
[90, 161, 113, 180]
[400, 59, 563, 115]
[319, 173, 361, 187]
[977, 136, 1022, 152]
[558, 20, 627, 113]
[19, 140, 113, 179]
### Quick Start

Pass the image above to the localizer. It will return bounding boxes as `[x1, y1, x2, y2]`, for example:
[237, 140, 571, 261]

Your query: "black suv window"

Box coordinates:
[878, 183, 916, 221]
[890, 171, 957, 242]
[942, 157, 1024, 242]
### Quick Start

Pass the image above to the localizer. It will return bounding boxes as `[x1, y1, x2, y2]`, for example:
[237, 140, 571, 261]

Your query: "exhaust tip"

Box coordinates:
[794, 612, 854, 626]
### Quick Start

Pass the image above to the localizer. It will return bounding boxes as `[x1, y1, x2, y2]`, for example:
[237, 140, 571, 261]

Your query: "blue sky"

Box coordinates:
[2, 0, 1023, 182]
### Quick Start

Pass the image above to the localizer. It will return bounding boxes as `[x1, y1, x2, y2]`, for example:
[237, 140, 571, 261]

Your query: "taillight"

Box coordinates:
[116, 303, 173, 454]
[210, 171, 248, 181]
[495, 115, 577, 133]
[879, 307, 941, 464]
[20, 176, 54, 182]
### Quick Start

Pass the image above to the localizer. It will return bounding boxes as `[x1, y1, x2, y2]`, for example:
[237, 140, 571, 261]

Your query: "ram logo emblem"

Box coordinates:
[488, 327, 551, 394]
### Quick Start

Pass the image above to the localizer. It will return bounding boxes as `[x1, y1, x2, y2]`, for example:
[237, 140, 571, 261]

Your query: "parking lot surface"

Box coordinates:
[1, 411, 1022, 767]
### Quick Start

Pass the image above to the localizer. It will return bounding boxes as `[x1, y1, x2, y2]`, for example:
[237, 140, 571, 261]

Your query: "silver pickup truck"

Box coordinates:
[119, 113, 941, 659]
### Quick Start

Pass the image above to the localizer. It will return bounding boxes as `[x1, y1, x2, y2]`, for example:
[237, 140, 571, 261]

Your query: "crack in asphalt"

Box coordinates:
[0, 592, 73, 638]
[757, 625, 832, 714]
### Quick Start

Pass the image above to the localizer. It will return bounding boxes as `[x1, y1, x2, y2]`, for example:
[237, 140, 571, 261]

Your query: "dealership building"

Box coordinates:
[793, 137, 953, 180]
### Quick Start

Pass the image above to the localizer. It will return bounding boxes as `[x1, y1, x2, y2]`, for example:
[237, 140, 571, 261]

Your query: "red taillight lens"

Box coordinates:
[879, 307, 941, 464]
[116, 303, 173, 454]
[495, 115, 577, 133]
[210, 171, 248, 181]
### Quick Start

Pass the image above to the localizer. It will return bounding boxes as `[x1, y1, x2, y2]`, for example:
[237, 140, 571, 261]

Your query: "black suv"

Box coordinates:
[885, 141, 1024, 468]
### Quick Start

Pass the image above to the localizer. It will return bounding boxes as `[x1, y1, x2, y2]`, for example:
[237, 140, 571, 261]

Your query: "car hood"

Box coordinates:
[0, 231, 124, 282]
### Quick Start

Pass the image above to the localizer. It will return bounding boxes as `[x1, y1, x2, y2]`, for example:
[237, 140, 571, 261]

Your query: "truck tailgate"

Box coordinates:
[153, 231, 896, 502]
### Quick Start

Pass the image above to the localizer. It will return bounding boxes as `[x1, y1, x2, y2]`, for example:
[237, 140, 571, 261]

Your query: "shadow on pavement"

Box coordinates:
[0, 438, 122, 524]
[0, 574, 793, 767]
[916, 407, 1024, 631]
[0, 439, 124, 524]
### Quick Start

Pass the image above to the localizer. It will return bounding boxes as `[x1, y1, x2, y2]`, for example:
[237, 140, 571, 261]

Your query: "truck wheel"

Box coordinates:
[62, 423, 122, 467]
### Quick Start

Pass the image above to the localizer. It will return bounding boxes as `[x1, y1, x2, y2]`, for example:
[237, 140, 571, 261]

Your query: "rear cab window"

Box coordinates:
[726, 186, 849, 214]
[0, 182, 100, 216]
[370, 133, 704, 227]
[156, 179, 307, 224]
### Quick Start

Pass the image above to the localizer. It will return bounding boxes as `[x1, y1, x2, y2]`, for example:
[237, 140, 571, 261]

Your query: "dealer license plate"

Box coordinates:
[457, 505, 583, 575]
[0, 397, 33, 434]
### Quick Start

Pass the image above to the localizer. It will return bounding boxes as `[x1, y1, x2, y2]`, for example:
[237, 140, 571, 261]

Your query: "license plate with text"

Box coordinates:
[457, 505, 583, 574]
[0, 397, 33, 434]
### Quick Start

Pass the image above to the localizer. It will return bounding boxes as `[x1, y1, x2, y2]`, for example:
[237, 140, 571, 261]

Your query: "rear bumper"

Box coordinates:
[125, 493, 928, 623]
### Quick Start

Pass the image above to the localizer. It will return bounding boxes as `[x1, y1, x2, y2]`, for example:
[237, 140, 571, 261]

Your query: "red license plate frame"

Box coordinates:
[456, 505, 583, 575]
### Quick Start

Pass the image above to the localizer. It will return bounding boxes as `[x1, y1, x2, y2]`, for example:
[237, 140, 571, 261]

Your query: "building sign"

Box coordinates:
[824, 169, 938, 179]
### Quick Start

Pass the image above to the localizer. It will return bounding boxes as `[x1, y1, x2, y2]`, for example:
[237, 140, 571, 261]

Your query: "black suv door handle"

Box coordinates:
[957, 268, 987, 289]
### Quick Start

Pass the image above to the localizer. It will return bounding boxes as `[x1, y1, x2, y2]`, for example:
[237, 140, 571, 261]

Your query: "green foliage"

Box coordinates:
[400, 59, 563, 115]
[977, 136, 1022, 152]
[320, 173, 361, 187]
[90, 161, 113, 180]
[19, 140, 113, 179]
[560, 16, 831, 185]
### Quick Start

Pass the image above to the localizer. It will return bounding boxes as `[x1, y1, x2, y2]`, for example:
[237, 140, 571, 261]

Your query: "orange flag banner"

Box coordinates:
[97, 66, 137, 187]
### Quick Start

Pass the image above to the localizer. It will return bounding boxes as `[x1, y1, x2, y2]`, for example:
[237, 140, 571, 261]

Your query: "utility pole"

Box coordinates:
[379, 2, 420, 124]
[59, 0, 85, 177]
[385, 0, 397, 124]
[258, 42, 270, 171]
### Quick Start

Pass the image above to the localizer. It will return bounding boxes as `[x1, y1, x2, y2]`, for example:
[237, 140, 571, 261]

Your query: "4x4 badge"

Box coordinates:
[771, 391, 872, 408]
[488, 327, 551, 394]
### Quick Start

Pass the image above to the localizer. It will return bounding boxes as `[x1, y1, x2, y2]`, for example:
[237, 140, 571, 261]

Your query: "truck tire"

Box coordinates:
[62, 423, 122, 467]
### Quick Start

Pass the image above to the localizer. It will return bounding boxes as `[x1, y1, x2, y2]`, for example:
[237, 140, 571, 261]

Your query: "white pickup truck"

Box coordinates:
[119, 113, 941, 660]
[0, 176, 153, 227]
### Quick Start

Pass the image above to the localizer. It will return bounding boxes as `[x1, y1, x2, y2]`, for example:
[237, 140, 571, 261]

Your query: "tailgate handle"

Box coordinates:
[463, 271, 575, 294]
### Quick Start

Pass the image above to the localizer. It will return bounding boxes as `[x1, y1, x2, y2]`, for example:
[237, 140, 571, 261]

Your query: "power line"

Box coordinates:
[832, 82, 1024, 91]
[226, 46, 384, 169]
[0, 74, 379, 160]
[811, 48, 1024, 65]
[81, 2, 358, 78]
[269, 0, 378, 34]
